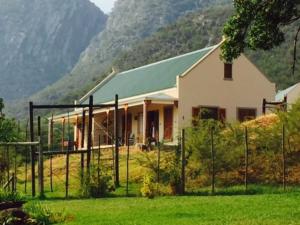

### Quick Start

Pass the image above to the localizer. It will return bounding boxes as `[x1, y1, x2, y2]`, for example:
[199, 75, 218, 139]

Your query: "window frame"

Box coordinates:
[237, 107, 257, 122]
[192, 106, 227, 123]
[224, 63, 233, 80]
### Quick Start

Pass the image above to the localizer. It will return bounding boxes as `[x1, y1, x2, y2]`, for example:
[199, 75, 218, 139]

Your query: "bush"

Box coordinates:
[138, 146, 182, 195]
[0, 189, 25, 202]
[79, 165, 114, 198]
[24, 202, 66, 225]
[140, 174, 156, 199]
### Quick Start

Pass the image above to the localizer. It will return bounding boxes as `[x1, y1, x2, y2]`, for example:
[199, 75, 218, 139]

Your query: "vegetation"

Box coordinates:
[23, 201, 66, 225]
[221, 0, 300, 72]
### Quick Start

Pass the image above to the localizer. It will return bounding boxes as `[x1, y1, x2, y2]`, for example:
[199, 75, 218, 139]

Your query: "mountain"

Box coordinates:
[113, 6, 300, 91]
[8, 0, 299, 118]
[0, 0, 107, 100]
[113, 5, 232, 72]
[29, 0, 231, 106]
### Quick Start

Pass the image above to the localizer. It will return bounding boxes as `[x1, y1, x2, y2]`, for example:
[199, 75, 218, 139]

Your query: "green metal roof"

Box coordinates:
[82, 46, 216, 104]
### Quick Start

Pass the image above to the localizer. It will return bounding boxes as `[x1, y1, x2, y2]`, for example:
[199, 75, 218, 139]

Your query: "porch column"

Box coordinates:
[106, 110, 109, 145]
[124, 104, 128, 146]
[76, 116, 79, 149]
[143, 100, 151, 145]
[48, 117, 53, 148]
[61, 118, 65, 151]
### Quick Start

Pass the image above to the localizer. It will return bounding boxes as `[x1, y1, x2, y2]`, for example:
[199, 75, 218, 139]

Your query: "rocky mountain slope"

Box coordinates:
[0, 0, 107, 100]
[28, 0, 231, 106]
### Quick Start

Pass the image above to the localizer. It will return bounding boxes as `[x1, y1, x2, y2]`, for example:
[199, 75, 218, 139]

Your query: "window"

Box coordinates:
[224, 63, 232, 79]
[192, 107, 226, 124]
[237, 108, 257, 122]
[200, 107, 219, 120]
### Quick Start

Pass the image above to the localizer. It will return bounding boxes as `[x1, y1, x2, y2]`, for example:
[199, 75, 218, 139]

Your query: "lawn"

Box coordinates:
[42, 193, 300, 225]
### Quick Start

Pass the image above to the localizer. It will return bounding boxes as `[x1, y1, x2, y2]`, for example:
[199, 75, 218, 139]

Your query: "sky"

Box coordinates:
[89, 0, 117, 13]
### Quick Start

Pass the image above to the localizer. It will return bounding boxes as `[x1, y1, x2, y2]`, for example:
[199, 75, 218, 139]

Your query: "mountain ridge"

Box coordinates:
[0, 0, 107, 100]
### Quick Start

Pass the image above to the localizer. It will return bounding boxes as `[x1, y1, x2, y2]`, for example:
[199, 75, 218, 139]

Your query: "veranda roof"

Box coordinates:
[276, 82, 300, 101]
[80, 45, 216, 104]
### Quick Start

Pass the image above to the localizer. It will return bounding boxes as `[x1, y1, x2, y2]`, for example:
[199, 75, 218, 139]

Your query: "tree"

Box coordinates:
[0, 99, 19, 142]
[221, 0, 300, 73]
[0, 98, 4, 117]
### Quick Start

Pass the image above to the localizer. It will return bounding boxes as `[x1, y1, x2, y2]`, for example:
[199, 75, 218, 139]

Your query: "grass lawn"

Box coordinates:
[41, 193, 300, 225]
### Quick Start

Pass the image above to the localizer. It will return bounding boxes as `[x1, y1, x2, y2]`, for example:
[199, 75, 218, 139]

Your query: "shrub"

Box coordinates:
[0, 189, 25, 202]
[79, 165, 114, 198]
[140, 174, 156, 199]
[24, 201, 66, 225]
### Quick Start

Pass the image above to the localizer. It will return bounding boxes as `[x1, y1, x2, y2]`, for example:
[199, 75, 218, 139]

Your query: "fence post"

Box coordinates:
[87, 96, 93, 179]
[126, 136, 130, 196]
[37, 117, 44, 198]
[282, 124, 286, 191]
[181, 129, 186, 195]
[114, 94, 120, 187]
[38, 137, 44, 198]
[97, 135, 101, 197]
[49, 115, 54, 192]
[29, 101, 36, 197]
[157, 142, 161, 184]
[211, 127, 215, 195]
[244, 126, 249, 192]
[6, 146, 10, 192]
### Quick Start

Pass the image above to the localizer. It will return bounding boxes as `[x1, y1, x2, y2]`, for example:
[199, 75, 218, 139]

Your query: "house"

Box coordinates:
[52, 41, 276, 148]
[276, 82, 300, 106]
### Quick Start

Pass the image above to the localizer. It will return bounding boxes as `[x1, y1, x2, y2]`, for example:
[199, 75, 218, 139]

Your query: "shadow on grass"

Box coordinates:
[185, 185, 300, 197]
[31, 184, 300, 201]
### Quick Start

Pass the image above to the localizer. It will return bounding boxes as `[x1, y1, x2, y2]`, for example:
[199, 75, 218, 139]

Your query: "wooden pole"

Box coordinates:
[87, 96, 94, 178]
[157, 142, 161, 184]
[25, 120, 29, 193]
[262, 98, 266, 114]
[106, 111, 109, 145]
[65, 113, 71, 198]
[282, 124, 286, 191]
[81, 110, 86, 148]
[61, 118, 65, 151]
[211, 127, 215, 195]
[181, 129, 186, 195]
[114, 95, 120, 187]
[80, 153, 84, 186]
[244, 126, 249, 192]
[6, 146, 10, 192]
[97, 135, 101, 196]
[14, 146, 17, 192]
[126, 136, 130, 196]
[124, 105, 128, 146]
[37, 117, 44, 198]
[50, 115, 53, 192]
[29, 101, 36, 197]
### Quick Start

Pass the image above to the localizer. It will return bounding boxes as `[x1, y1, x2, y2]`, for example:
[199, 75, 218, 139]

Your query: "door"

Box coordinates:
[164, 107, 173, 141]
[137, 113, 143, 143]
[147, 110, 159, 140]
[122, 113, 132, 143]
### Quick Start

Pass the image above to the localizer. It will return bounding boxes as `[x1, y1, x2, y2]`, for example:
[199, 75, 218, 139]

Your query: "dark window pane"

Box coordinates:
[238, 108, 257, 122]
[200, 107, 219, 120]
[224, 63, 232, 79]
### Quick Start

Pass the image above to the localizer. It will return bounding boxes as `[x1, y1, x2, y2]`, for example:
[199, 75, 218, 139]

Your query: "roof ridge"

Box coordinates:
[117, 45, 217, 76]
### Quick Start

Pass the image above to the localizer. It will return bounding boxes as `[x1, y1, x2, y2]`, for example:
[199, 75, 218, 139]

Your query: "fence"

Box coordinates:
[1, 116, 299, 198]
